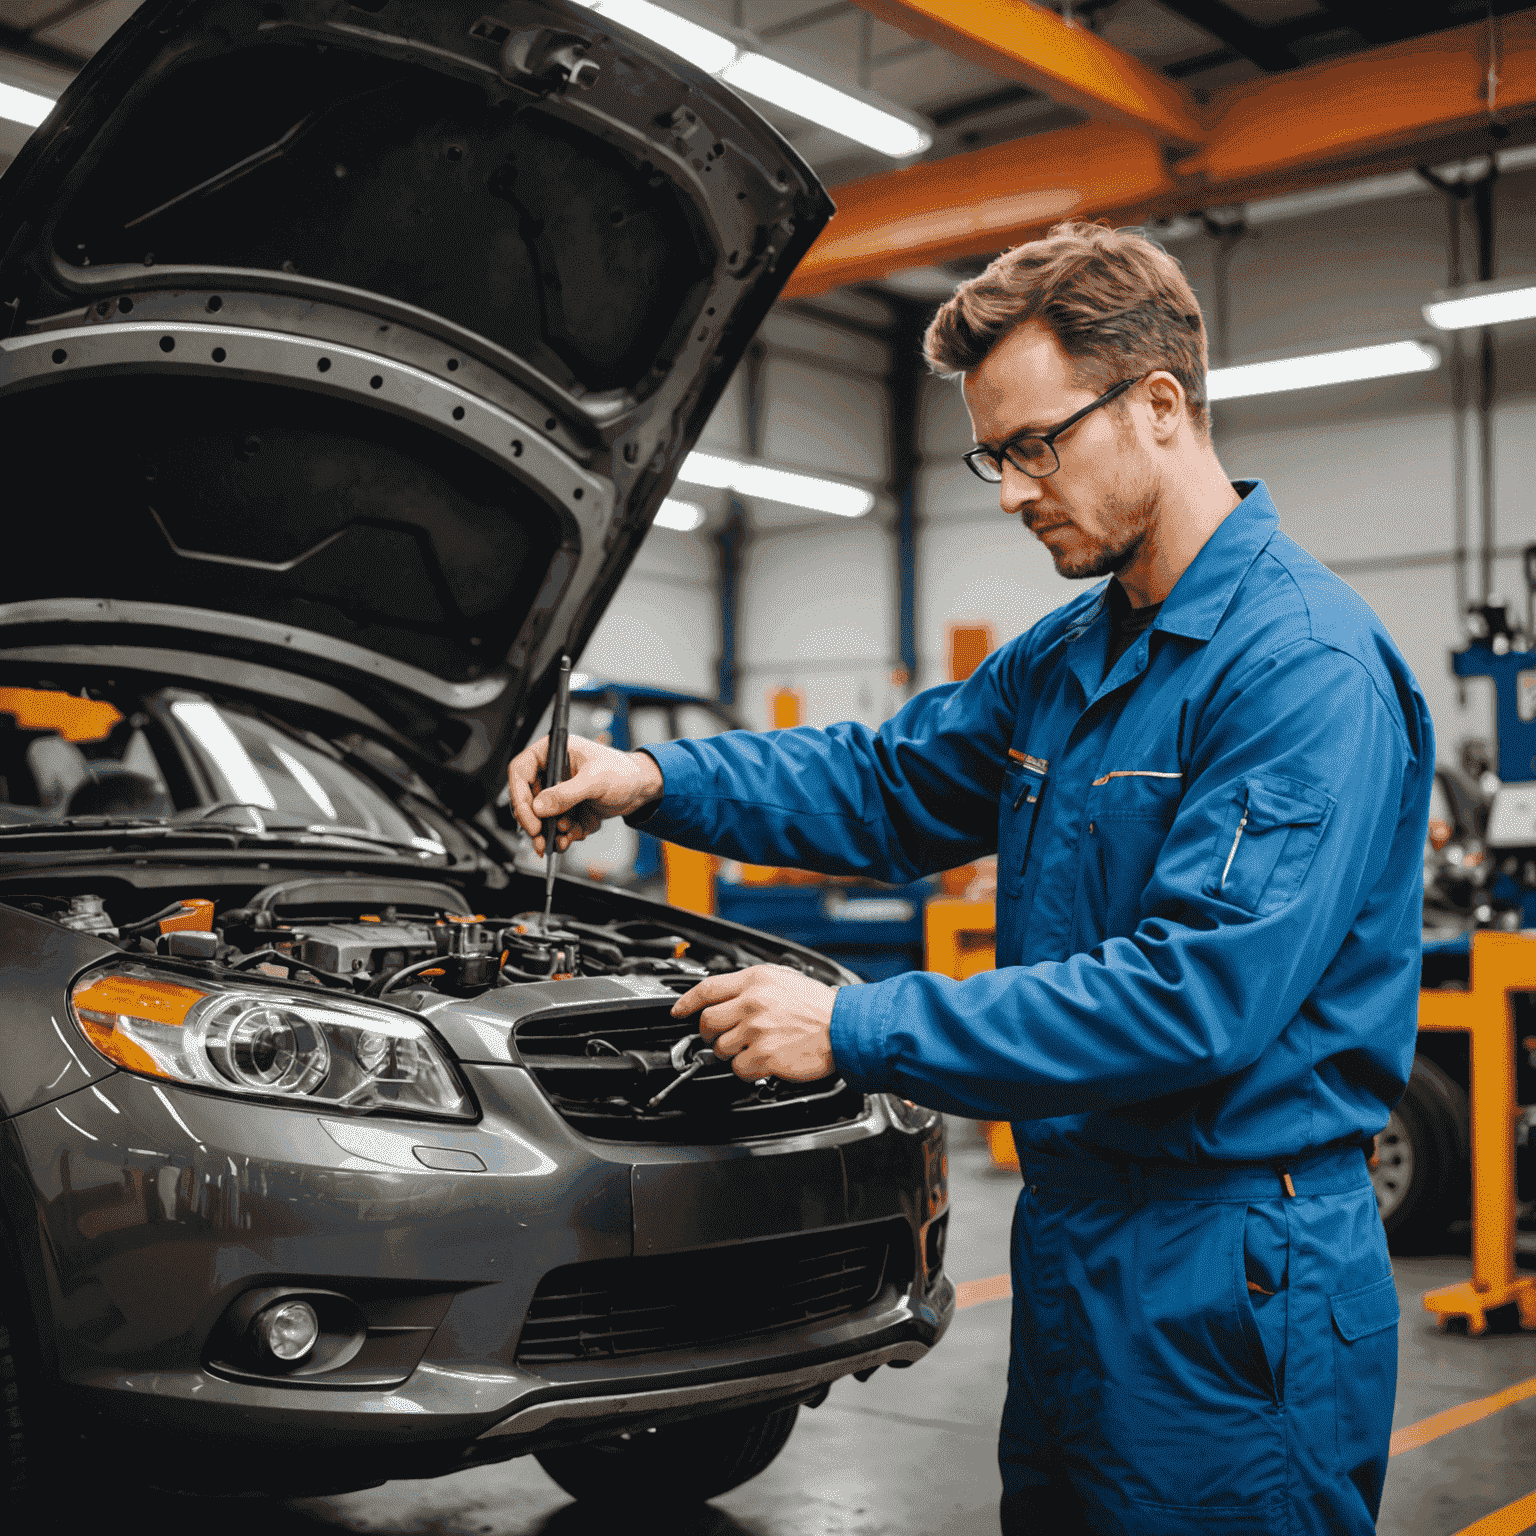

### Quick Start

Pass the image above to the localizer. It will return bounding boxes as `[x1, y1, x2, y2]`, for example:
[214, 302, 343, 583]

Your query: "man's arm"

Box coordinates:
[510, 641, 1024, 876]
[680, 640, 1425, 1114]
[636, 643, 1023, 881]
[827, 639, 1420, 1118]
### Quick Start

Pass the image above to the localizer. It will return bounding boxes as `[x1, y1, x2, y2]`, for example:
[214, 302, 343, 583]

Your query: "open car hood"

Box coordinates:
[0, 0, 831, 811]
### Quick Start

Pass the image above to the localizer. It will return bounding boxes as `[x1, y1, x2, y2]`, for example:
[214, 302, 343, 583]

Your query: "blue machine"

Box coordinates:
[566, 676, 939, 972]
[1450, 546, 1536, 926]
[713, 877, 935, 983]
[567, 677, 743, 886]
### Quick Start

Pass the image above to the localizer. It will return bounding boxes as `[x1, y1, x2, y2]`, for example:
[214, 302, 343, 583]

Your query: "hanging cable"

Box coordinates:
[1419, 165, 1472, 621]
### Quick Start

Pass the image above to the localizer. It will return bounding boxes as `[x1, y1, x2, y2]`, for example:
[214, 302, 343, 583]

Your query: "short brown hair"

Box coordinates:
[924, 221, 1209, 432]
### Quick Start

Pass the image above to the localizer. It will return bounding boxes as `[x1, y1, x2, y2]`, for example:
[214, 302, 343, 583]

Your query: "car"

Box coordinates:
[0, 0, 952, 1513]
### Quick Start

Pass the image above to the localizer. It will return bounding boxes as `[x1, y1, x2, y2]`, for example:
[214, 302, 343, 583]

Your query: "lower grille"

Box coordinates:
[516, 1219, 911, 1365]
[514, 1002, 866, 1143]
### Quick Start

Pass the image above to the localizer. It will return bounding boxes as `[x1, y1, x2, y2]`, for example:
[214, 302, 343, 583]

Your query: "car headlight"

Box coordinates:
[70, 965, 473, 1119]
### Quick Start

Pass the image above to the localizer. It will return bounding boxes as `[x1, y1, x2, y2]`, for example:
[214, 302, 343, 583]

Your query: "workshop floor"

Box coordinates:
[79, 1129, 1536, 1536]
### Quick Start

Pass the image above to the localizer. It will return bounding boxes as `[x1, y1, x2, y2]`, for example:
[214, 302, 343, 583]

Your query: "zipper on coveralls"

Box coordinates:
[1219, 808, 1250, 889]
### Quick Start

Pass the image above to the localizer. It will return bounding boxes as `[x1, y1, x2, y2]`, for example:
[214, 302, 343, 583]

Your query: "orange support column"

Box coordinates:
[925, 897, 1016, 1169]
[663, 844, 716, 917]
[1420, 932, 1536, 1334]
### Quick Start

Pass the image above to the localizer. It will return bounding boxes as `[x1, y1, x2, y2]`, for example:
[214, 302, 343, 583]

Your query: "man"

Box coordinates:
[509, 221, 1433, 1535]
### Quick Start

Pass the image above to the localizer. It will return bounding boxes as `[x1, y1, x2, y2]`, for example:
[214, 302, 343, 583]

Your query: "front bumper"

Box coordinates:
[7, 1057, 951, 1484]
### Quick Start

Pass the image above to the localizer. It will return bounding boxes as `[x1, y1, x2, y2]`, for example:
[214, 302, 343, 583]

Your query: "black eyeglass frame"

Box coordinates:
[962, 375, 1143, 482]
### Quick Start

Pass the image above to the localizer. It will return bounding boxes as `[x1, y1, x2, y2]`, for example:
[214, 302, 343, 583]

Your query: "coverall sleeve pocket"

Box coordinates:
[1201, 776, 1333, 917]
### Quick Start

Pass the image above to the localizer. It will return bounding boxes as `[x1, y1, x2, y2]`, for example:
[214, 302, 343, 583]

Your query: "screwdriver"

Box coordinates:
[541, 655, 573, 932]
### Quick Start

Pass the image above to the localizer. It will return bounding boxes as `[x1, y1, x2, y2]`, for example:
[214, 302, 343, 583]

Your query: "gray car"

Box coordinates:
[0, 0, 952, 1513]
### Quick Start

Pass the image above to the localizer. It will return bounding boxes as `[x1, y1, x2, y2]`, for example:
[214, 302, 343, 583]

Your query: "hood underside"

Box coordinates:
[0, 0, 832, 810]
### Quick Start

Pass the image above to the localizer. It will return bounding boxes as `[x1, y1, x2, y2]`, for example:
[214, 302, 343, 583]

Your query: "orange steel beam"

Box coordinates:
[851, 0, 1207, 148]
[789, 119, 1177, 296]
[1184, 10, 1536, 189]
[785, 12, 1536, 296]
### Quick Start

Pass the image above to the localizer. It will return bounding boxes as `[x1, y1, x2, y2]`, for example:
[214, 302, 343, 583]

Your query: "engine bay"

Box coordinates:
[22, 877, 808, 1001]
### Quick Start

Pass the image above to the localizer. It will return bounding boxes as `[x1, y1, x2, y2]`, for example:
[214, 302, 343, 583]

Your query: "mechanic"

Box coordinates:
[509, 221, 1433, 1536]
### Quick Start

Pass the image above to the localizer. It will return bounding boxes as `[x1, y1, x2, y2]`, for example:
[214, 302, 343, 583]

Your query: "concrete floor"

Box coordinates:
[95, 1128, 1536, 1536]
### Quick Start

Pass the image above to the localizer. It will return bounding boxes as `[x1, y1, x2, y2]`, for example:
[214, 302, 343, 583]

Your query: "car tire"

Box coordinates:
[1374, 1054, 1469, 1253]
[534, 1402, 799, 1506]
[1, 1320, 22, 1509]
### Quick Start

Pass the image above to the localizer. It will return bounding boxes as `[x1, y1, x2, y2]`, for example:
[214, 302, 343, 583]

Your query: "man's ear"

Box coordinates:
[1142, 371, 1187, 442]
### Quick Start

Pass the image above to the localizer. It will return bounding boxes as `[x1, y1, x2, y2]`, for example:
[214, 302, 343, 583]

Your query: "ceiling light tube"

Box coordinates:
[571, 0, 930, 158]
[1206, 340, 1440, 402]
[0, 82, 54, 129]
[653, 497, 705, 532]
[1424, 276, 1536, 331]
[720, 54, 932, 158]
[578, 0, 737, 73]
[677, 450, 874, 517]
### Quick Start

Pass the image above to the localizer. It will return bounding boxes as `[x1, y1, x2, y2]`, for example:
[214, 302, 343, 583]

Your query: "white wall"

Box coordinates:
[580, 525, 718, 696]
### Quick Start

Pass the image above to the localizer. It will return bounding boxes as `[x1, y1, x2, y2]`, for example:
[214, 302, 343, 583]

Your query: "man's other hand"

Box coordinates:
[508, 735, 663, 854]
[671, 965, 837, 1082]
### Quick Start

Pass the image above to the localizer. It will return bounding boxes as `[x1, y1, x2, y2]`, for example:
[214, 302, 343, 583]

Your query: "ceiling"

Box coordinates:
[0, 0, 1530, 305]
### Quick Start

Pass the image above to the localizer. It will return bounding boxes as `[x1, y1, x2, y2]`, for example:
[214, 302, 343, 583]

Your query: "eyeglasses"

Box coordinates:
[962, 376, 1141, 483]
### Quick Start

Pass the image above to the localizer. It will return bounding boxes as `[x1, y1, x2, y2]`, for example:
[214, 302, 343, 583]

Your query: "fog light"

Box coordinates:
[255, 1299, 320, 1363]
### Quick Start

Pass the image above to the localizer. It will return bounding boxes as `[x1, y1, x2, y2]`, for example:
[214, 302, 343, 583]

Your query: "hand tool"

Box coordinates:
[541, 655, 573, 932]
[646, 1033, 716, 1111]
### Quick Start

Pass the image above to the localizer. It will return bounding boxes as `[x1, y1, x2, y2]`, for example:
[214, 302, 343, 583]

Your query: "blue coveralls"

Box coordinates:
[641, 484, 1434, 1534]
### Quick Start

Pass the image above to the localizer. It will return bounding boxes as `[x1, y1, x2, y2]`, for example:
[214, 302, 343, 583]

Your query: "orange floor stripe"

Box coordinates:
[1452, 1488, 1536, 1536]
[1390, 1374, 1536, 1457]
[955, 1273, 1011, 1309]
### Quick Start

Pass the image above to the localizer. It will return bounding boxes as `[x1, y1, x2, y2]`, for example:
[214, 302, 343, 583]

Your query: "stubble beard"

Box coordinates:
[1036, 486, 1159, 581]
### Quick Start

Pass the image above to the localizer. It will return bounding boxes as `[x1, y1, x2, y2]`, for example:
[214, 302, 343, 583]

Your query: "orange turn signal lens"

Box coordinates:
[1428, 817, 1452, 852]
[71, 972, 208, 1078]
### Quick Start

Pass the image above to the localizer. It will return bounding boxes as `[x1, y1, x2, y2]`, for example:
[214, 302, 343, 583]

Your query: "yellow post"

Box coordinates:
[663, 843, 716, 916]
[924, 897, 1017, 1169]
[1420, 931, 1536, 1333]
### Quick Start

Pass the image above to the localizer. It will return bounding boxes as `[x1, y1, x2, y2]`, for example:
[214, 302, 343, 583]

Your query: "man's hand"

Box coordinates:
[508, 735, 663, 854]
[671, 965, 837, 1082]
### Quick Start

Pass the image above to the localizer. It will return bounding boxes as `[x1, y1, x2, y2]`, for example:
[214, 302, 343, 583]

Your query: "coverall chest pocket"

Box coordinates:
[1085, 771, 1183, 935]
[998, 762, 1043, 896]
[1203, 777, 1333, 917]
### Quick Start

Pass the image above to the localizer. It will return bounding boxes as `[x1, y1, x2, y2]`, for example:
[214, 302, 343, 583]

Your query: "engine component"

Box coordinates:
[58, 892, 118, 939]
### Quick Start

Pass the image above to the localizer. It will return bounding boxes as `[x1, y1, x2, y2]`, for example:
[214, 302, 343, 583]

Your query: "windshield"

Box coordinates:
[0, 685, 432, 848]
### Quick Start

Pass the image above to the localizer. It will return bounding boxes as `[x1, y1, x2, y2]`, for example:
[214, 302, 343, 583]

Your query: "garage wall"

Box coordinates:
[580, 525, 719, 696]
[914, 166, 1536, 772]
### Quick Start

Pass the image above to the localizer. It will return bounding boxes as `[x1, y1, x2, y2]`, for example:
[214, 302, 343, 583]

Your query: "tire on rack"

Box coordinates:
[534, 1402, 799, 1507]
[1374, 1053, 1469, 1253]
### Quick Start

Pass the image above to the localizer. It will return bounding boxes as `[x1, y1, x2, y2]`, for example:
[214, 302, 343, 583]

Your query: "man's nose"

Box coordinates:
[999, 462, 1044, 517]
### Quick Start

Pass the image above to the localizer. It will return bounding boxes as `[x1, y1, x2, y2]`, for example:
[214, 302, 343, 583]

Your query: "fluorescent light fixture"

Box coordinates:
[579, 0, 736, 72]
[677, 450, 735, 489]
[654, 497, 705, 531]
[571, 0, 930, 158]
[0, 82, 54, 129]
[677, 450, 874, 517]
[720, 53, 931, 159]
[1424, 276, 1536, 331]
[1206, 340, 1440, 402]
